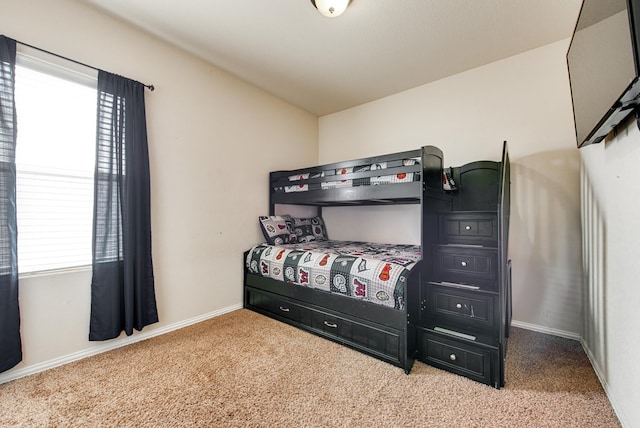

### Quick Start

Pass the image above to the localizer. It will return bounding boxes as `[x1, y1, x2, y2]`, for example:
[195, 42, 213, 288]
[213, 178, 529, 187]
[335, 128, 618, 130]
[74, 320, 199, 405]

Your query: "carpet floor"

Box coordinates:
[0, 309, 620, 427]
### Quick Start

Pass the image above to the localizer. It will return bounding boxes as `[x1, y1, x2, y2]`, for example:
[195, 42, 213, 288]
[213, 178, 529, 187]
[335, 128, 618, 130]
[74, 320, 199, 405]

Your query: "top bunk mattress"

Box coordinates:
[245, 240, 421, 310]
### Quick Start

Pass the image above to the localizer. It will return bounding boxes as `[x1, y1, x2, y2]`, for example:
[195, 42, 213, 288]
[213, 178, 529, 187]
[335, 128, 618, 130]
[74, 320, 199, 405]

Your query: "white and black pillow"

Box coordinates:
[310, 216, 328, 240]
[288, 216, 328, 242]
[258, 215, 294, 245]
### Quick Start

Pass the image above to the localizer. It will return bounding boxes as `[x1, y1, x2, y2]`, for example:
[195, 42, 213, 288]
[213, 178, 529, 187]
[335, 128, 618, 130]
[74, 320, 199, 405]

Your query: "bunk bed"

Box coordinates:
[243, 143, 511, 387]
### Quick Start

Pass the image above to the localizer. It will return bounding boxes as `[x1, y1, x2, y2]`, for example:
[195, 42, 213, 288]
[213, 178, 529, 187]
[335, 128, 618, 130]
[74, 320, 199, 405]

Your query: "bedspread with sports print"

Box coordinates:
[245, 240, 421, 310]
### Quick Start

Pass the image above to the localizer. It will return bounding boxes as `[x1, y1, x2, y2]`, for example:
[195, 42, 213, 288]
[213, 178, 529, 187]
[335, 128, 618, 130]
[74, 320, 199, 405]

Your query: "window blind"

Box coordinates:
[14, 58, 97, 274]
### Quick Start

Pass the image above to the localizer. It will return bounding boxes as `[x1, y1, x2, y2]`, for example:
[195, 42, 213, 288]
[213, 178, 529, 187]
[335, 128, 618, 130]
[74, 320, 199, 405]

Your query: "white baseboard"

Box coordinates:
[511, 319, 581, 341]
[580, 339, 629, 428]
[0, 303, 243, 385]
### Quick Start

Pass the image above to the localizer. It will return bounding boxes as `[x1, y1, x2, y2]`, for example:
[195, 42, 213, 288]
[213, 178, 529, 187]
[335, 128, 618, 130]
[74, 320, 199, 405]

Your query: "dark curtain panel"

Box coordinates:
[89, 71, 158, 341]
[0, 35, 22, 372]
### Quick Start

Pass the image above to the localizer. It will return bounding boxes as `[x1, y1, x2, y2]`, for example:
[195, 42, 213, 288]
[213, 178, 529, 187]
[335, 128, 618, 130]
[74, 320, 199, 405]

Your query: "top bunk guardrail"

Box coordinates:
[269, 146, 444, 208]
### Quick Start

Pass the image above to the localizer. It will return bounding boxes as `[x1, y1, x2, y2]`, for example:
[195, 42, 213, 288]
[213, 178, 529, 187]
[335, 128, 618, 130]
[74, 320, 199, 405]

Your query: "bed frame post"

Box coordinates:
[405, 146, 445, 371]
[420, 145, 444, 253]
[421, 145, 444, 192]
[269, 171, 276, 216]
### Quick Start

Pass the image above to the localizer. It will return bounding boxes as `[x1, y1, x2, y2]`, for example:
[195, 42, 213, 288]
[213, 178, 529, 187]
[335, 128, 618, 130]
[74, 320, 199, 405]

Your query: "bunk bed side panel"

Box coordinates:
[498, 141, 511, 387]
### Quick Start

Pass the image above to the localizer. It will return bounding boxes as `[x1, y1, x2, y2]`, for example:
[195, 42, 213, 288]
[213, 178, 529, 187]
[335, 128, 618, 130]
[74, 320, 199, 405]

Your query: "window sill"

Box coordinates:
[19, 264, 91, 280]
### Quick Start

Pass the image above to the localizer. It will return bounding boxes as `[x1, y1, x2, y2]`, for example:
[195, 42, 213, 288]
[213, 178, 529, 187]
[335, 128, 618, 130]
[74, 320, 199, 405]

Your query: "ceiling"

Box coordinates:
[82, 0, 583, 116]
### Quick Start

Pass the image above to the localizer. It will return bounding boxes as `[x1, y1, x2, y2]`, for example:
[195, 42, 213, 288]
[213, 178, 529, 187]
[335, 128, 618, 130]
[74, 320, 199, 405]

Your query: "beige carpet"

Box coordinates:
[0, 309, 620, 427]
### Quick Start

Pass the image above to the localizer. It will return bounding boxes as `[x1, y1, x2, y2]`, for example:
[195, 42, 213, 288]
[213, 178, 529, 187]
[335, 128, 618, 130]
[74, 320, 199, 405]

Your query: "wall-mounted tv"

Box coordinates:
[567, 0, 640, 148]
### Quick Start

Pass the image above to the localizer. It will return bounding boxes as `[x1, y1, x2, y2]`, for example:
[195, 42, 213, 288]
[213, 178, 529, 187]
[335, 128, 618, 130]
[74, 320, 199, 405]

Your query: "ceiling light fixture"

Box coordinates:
[310, 0, 351, 18]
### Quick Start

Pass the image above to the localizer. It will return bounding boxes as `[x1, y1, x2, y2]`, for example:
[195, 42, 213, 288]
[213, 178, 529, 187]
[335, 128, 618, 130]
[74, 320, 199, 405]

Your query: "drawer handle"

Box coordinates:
[324, 321, 338, 328]
[465, 225, 471, 230]
[279, 306, 290, 312]
[456, 303, 462, 309]
[461, 261, 467, 267]
[449, 353, 457, 361]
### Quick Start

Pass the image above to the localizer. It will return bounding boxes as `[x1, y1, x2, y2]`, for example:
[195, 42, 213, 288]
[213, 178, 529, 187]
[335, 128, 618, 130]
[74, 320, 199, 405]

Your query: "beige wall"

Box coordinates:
[580, 120, 640, 427]
[318, 39, 583, 336]
[0, 0, 317, 379]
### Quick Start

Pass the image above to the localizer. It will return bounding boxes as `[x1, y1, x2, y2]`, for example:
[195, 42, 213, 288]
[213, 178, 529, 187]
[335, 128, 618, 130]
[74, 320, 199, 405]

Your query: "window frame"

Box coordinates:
[15, 47, 98, 278]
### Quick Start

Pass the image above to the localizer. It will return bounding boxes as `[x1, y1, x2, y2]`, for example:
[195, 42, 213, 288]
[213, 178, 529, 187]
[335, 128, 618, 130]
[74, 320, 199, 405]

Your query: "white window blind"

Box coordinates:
[14, 57, 97, 274]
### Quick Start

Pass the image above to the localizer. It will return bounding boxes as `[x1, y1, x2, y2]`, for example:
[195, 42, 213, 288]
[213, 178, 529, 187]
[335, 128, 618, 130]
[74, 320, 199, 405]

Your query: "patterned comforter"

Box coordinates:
[245, 240, 421, 310]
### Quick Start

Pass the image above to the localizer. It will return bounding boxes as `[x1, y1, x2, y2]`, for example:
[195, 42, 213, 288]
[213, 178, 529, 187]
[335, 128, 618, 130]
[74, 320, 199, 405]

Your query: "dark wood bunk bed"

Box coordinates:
[243, 143, 511, 388]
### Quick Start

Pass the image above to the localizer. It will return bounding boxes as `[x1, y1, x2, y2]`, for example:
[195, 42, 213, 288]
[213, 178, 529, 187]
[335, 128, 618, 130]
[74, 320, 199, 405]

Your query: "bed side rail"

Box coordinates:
[271, 148, 422, 181]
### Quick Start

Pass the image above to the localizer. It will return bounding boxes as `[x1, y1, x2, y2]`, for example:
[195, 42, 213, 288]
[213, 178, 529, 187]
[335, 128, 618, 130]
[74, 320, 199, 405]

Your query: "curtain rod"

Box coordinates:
[16, 39, 155, 91]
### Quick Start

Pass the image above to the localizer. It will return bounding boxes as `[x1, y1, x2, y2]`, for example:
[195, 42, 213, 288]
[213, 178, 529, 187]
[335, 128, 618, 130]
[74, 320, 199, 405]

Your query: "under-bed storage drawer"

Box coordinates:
[310, 311, 401, 362]
[417, 329, 495, 386]
[245, 286, 403, 364]
[433, 246, 498, 290]
[245, 286, 304, 323]
[438, 213, 498, 246]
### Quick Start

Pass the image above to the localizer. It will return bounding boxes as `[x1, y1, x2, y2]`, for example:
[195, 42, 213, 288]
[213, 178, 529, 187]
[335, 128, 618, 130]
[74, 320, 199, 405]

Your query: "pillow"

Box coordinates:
[289, 216, 328, 242]
[258, 215, 294, 245]
[309, 216, 328, 240]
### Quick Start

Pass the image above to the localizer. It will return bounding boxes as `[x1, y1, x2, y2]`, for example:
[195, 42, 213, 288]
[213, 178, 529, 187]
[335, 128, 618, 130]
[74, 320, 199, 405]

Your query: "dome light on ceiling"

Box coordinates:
[310, 0, 351, 18]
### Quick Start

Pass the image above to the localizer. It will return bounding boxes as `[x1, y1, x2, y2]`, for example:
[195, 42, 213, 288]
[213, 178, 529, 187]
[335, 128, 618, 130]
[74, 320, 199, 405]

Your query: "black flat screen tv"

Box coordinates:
[567, 0, 640, 147]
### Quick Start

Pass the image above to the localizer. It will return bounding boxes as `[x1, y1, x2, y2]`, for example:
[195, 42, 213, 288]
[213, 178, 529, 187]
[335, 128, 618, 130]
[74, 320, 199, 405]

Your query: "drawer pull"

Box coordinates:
[465, 225, 471, 230]
[279, 306, 290, 312]
[461, 261, 467, 267]
[449, 353, 457, 361]
[456, 303, 462, 309]
[324, 321, 338, 328]
[430, 281, 480, 290]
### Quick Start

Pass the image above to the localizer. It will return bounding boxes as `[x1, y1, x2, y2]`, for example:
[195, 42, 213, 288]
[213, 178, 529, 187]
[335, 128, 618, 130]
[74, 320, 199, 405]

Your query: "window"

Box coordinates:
[14, 53, 97, 274]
